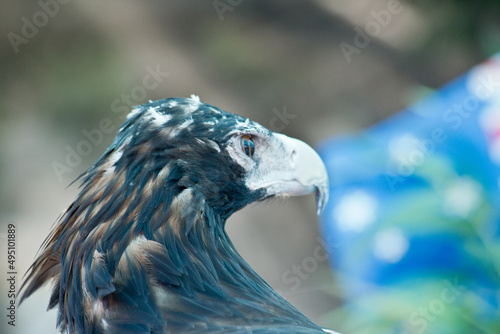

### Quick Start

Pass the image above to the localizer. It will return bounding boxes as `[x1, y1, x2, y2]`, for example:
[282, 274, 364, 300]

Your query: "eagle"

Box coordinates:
[20, 95, 337, 334]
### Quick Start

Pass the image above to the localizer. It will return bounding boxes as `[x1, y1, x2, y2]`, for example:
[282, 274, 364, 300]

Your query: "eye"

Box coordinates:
[240, 135, 255, 158]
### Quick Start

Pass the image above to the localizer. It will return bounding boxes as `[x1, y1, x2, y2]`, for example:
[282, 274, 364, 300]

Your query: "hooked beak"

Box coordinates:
[247, 133, 329, 215]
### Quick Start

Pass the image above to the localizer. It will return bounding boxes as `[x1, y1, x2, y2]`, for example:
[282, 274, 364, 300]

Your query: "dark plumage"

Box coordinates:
[20, 96, 336, 333]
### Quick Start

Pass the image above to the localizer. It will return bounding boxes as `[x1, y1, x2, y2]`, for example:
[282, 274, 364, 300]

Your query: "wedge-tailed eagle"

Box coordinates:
[20, 95, 338, 334]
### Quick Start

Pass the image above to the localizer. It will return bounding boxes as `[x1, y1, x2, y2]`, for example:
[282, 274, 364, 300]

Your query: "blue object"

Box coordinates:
[319, 54, 500, 333]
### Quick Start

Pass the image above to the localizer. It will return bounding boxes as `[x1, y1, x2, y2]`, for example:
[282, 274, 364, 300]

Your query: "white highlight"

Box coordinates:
[195, 138, 221, 153]
[162, 100, 178, 108]
[206, 139, 221, 152]
[147, 107, 172, 126]
[190, 94, 200, 104]
[209, 106, 221, 114]
[185, 94, 202, 113]
[166, 118, 193, 139]
[373, 227, 409, 263]
[443, 177, 481, 218]
[110, 150, 123, 164]
[235, 118, 251, 128]
[128, 234, 148, 249]
[322, 329, 342, 334]
[92, 300, 105, 320]
[126, 106, 142, 120]
[178, 118, 193, 129]
[388, 133, 420, 161]
[157, 164, 171, 181]
[103, 150, 123, 178]
[334, 190, 377, 232]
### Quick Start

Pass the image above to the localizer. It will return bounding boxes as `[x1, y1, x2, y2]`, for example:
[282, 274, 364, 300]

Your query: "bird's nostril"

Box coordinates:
[290, 149, 297, 163]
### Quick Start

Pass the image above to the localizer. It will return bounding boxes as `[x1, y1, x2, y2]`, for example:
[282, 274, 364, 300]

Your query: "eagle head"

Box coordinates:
[107, 94, 328, 219]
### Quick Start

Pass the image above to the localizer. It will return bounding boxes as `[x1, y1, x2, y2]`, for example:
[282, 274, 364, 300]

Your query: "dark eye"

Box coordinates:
[240, 135, 255, 158]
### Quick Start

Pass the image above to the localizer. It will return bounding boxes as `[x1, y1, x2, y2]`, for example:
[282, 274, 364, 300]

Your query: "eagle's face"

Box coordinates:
[108, 95, 329, 219]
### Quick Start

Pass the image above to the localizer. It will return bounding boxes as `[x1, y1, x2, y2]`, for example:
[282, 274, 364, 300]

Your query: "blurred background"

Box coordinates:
[1, 1, 500, 333]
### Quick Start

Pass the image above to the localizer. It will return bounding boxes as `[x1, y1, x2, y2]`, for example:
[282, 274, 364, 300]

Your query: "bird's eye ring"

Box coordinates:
[240, 135, 255, 158]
